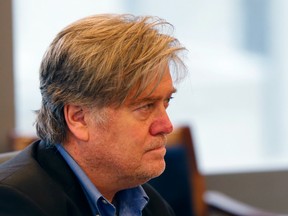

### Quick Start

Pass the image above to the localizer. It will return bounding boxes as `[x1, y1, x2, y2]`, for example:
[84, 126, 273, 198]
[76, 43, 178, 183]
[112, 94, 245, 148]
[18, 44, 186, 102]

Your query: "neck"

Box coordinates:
[62, 141, 123, 202]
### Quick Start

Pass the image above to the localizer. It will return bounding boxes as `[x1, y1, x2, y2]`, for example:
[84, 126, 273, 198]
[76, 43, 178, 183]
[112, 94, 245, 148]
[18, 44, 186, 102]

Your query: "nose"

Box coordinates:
[149, 109, 173, 136]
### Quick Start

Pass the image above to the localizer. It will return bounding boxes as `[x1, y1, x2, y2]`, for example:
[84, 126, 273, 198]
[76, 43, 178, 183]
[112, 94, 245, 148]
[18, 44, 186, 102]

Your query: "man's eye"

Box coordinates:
[164, 97, 174, 108]
[139, 103, 154, 111]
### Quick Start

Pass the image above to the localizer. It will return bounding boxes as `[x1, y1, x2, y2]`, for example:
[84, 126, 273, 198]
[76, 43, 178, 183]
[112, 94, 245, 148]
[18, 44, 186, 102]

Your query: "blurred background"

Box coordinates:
[0, 0, 288, 212]
[9, 0, 288, 174]
[1, 0, 288, 213]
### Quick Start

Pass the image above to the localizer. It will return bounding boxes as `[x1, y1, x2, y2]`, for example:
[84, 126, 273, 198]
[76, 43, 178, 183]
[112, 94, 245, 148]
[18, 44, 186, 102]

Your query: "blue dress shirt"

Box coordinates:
[56, 144, 149, 216]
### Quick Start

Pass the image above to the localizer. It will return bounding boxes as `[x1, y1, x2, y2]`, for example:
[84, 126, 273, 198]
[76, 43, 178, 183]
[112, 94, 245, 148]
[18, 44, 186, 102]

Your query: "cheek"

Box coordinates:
[103, 128, 144, 158]
[114, 135, 148, 170]
[100, 110, 152, 163]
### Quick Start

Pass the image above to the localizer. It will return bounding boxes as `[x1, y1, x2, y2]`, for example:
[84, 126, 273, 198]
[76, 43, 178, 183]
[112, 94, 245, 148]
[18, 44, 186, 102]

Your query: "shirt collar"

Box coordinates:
[56, 144, 149, 216]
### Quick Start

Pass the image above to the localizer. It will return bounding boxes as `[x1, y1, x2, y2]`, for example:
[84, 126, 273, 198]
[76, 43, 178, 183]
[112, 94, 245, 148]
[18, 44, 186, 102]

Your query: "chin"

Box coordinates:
[146, 160, 166, 179]
[132, 160, 166, 184]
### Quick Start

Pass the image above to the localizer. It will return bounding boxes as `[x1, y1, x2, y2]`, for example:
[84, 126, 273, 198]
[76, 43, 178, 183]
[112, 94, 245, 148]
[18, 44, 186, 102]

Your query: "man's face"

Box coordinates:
[85, 66, 176, 186]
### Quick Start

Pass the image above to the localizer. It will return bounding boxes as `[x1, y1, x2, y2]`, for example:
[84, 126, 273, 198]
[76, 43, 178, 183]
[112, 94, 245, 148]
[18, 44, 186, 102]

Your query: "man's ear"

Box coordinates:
[64, 104, 89, 142]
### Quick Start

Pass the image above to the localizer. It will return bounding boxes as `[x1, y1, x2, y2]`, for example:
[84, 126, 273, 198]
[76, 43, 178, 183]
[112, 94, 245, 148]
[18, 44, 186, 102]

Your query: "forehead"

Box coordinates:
[126, 67, 175, 105]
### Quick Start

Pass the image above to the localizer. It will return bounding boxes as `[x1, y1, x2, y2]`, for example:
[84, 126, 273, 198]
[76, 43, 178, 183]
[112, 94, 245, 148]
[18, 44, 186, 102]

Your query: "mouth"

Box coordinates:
[145, 136, 167, 155]
[146, 145, 166, 156]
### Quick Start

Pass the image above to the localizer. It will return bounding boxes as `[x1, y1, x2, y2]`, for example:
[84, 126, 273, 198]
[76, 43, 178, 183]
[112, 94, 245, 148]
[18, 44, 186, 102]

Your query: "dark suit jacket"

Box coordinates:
[0, 140, 175, 216]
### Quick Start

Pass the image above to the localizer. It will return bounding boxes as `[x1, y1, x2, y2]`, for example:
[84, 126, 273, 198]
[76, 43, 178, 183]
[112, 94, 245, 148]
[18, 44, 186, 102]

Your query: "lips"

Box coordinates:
[145, 135, 167, 152]
[146, 142, 166, 153]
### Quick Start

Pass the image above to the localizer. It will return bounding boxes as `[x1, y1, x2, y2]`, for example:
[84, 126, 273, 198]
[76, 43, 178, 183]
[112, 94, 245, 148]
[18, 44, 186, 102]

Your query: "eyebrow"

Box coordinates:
[129, 87, 177, 107]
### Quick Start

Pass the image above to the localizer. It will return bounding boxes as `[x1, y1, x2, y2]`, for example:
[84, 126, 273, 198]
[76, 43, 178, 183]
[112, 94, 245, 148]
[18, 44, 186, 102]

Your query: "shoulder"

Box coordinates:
[0, 140, 59, 184]
[0, 141, 61, 215]
[0, 141, 91, 216]
[142, 183, 175, 216]
[0, 141, 39, 182]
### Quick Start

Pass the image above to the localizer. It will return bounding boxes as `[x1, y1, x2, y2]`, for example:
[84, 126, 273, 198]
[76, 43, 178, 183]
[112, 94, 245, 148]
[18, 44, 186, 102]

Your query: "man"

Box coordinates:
[0, 14, 186, 215]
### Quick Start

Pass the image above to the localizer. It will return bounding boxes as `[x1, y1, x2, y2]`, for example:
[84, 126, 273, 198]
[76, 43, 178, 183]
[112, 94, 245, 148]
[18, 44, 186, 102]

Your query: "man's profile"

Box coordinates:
[0, 14, 187, 216]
